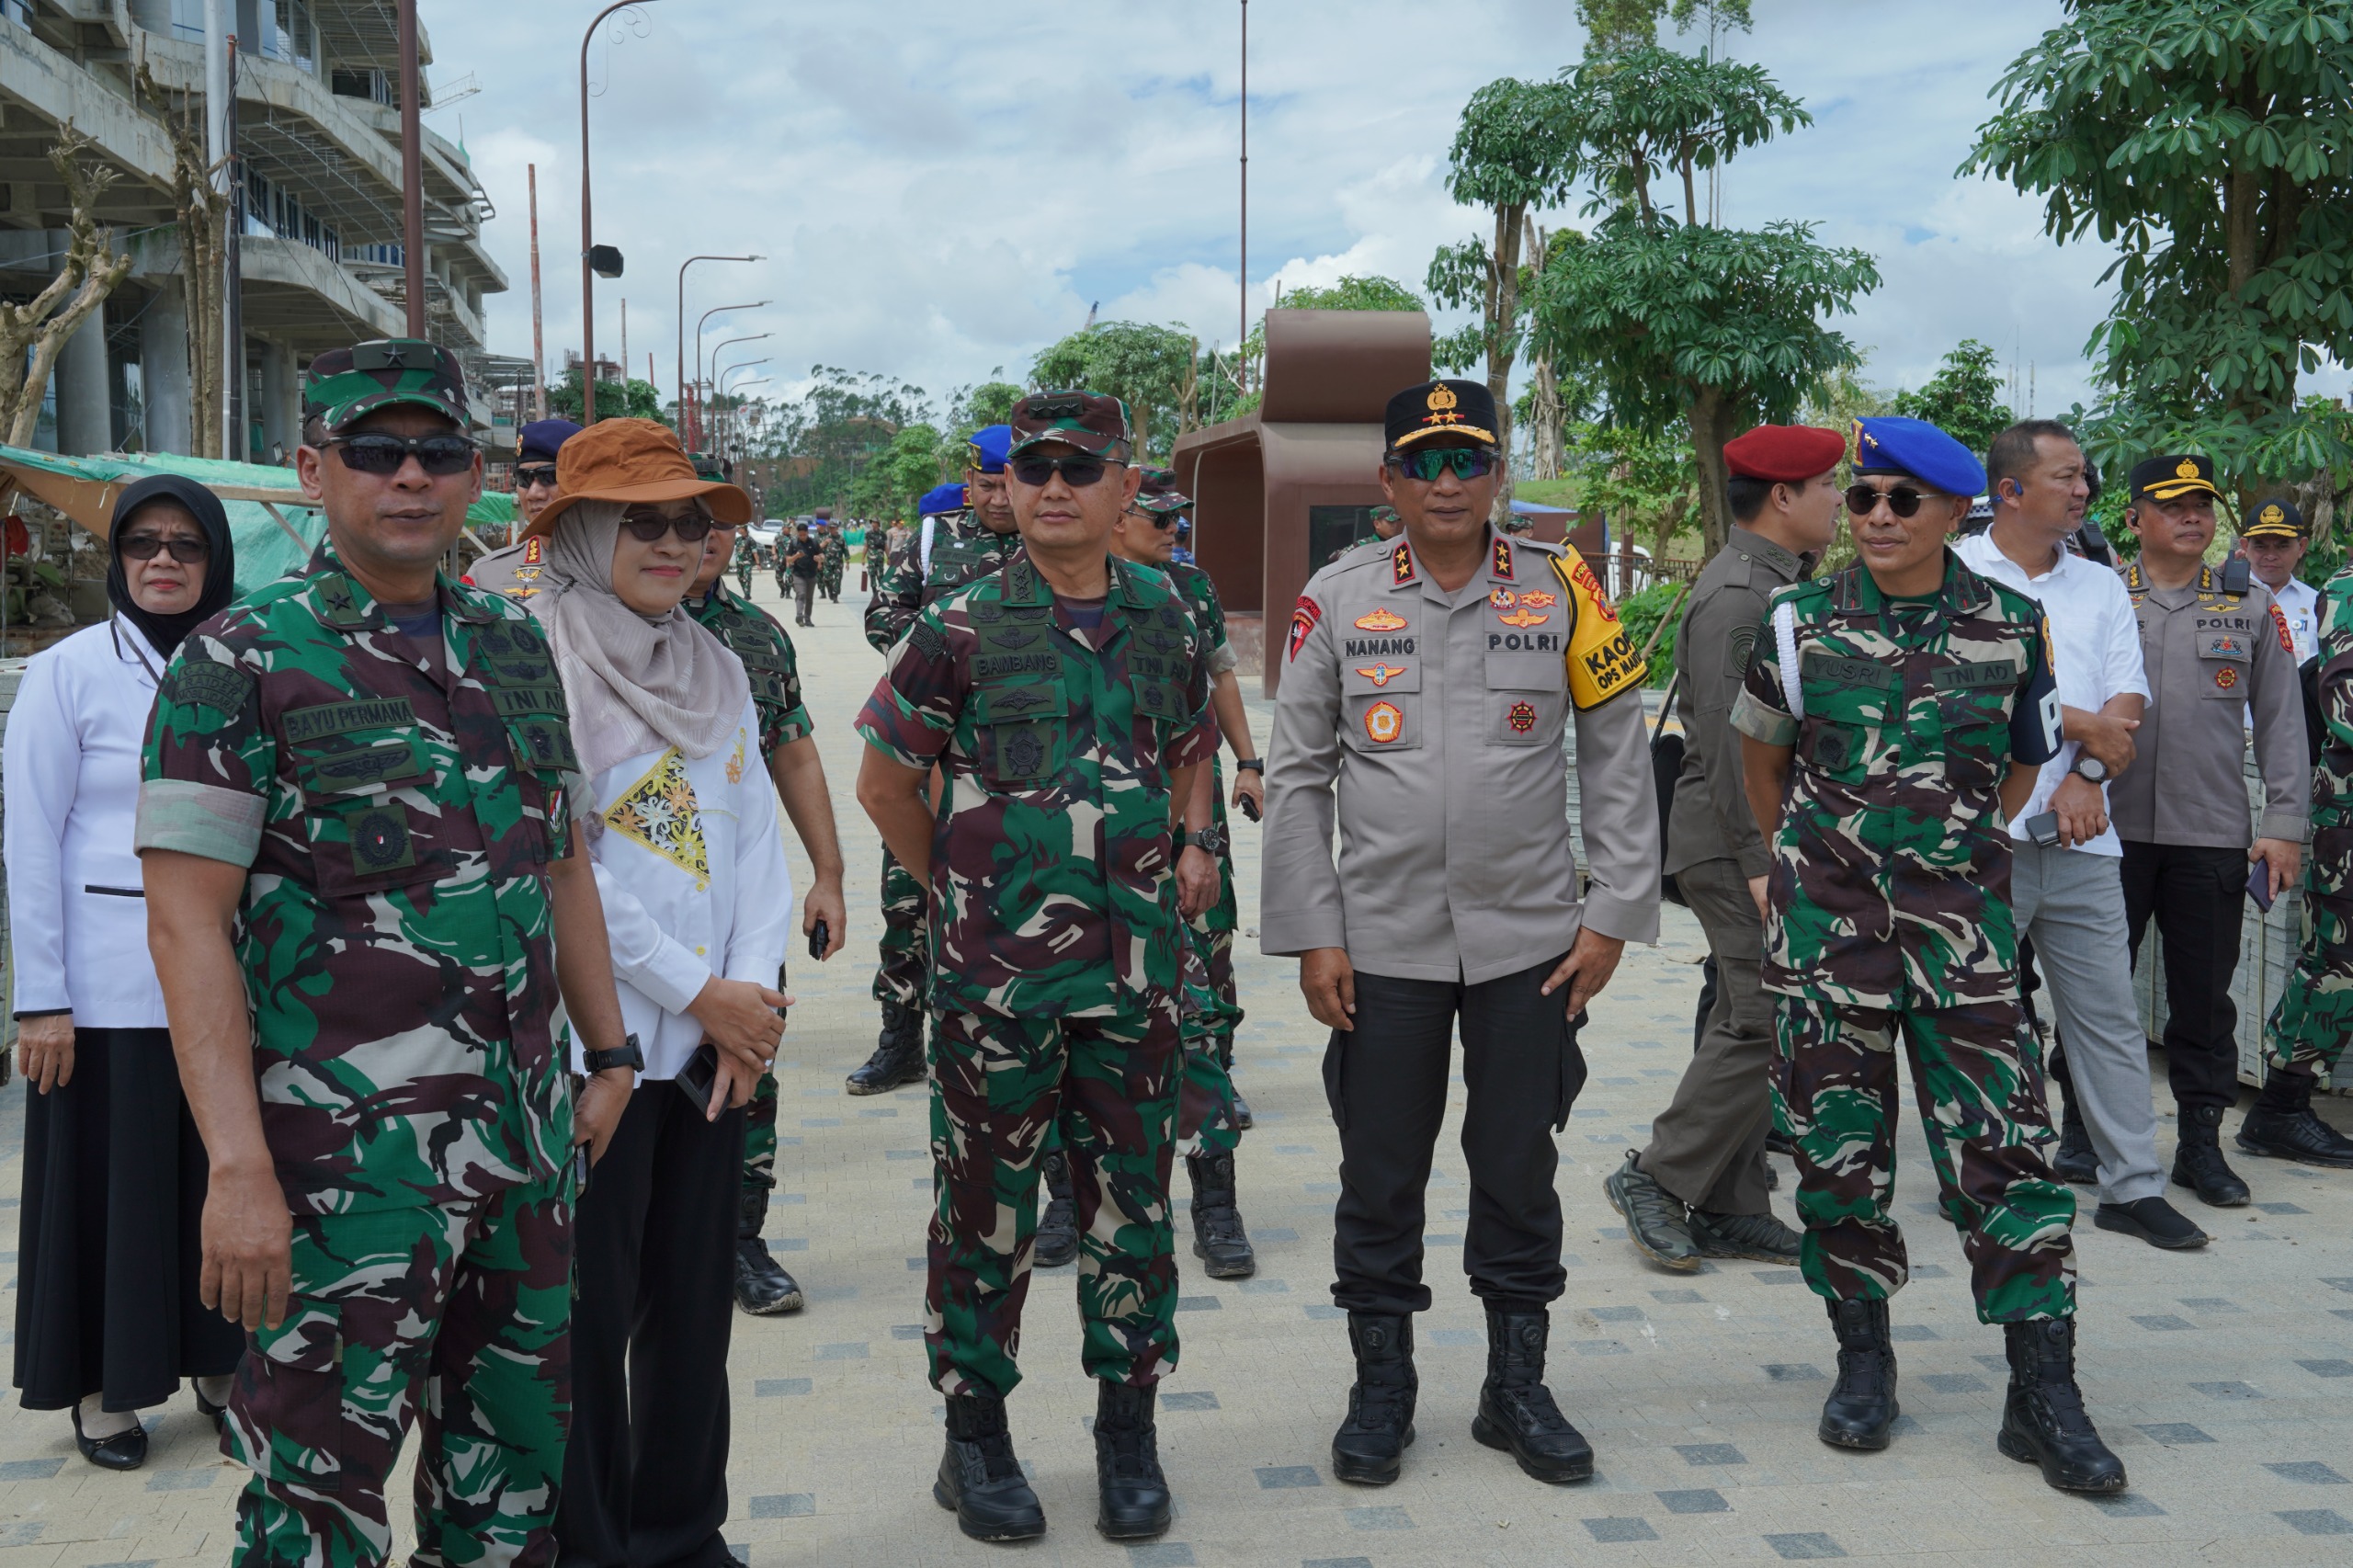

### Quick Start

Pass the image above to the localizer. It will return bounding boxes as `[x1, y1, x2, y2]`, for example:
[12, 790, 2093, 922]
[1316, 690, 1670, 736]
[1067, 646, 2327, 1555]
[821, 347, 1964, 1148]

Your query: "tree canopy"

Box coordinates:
[1890, 340, 2015, 461]
[1029, 321, 1199, 459]
[545, 368, 665, 426]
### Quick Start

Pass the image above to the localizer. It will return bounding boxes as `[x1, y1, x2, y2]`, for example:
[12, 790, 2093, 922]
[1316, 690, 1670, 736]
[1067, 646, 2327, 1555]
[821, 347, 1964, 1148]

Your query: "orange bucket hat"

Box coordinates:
[521, 417, 753, 540]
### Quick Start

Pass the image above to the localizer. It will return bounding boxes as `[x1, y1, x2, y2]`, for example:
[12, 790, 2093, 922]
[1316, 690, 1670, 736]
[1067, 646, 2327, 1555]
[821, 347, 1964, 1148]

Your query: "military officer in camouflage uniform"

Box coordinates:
[465, 417, 581, 603]
[819, 519, 847, 602]
[1734, 415, 2124, 1494]
[857, 392, 1216, 1544]
[2256, 560, 2353, 1170]
[137, 341, 640, 1568]
[851, 432, 1019, 1098]
[682, 519, 848, 1315]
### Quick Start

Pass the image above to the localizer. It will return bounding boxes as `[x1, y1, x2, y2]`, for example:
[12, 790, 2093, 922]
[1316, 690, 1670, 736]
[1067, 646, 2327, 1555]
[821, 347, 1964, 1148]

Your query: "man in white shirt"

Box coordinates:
[2238, 497, 2318, 663]
[1954, 420, 2205, 1250]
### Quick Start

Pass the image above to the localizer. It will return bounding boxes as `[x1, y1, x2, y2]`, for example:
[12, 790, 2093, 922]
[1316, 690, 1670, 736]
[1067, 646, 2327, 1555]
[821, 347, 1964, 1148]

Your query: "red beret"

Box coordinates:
[1724, 424, 1847, 483]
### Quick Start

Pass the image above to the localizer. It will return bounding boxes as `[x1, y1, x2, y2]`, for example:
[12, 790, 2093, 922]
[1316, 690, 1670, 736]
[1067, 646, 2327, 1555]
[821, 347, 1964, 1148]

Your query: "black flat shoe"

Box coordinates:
[2092, 1197, 2209, 1251]
[73, 1407, 148, 1471]
[195, 1386, 229, 1435]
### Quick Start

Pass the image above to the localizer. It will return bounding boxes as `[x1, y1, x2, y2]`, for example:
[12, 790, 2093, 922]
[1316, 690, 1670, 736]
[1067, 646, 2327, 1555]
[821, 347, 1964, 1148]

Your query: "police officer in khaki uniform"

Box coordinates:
[1263, 379, 1659, 1491]
[2108, 454, 2308, 1206]
[465, 418, 581, 602]
[1606, 424, 1843, 1272]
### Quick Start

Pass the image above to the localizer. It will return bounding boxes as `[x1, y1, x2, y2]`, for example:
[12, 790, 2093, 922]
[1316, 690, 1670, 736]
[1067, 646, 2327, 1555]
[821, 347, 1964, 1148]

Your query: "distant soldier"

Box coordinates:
[819, 519, 847, 602]
[465, 416, 582, 602]
[1734, 415, 2122, 1494]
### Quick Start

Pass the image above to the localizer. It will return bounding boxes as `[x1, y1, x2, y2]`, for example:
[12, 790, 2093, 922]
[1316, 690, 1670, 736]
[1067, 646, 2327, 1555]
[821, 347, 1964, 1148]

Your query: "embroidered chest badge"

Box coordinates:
[1355, 606, 1408, 632]
[1288, 596, 1323, 661]
[1355, 663, 1408, 687]
[2216, 665, 2239, 690]
[1508, 699, 1539, 733]
[1492, 587, 1551, 629]
[1364, 700, 1404, 744]
[603, 748, 710, 889]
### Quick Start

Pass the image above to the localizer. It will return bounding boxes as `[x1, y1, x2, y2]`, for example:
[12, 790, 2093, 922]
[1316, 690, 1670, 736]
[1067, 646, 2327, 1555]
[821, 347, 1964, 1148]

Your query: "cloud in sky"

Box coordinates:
[426, 0, 2342, 425]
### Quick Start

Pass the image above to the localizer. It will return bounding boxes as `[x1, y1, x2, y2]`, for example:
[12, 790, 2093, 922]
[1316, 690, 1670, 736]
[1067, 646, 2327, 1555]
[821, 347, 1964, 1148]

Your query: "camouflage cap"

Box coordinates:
[1135, 466, 1191, 515]
[1008, 390, 1132, 460]
[304, 338, 472, 433]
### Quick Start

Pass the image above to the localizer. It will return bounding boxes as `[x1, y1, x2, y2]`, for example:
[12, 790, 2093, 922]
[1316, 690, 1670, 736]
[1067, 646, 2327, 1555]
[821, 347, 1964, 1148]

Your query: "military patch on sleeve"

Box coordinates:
[1725, 622, 1759, 681]
[1549, 548, 1645, 710]
[908, 618, 948, 662]
[165, 658, 254, 716]
[1288, 595, 1322, 662]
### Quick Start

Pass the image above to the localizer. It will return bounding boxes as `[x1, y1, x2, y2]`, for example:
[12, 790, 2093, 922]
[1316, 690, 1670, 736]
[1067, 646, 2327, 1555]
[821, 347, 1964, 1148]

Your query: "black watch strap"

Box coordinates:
[1233, 758, 1264, 772]
[583, 1034, 644, 1074]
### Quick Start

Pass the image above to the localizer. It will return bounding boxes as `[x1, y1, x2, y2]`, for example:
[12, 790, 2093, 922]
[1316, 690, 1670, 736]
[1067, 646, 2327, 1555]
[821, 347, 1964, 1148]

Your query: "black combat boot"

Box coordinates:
[1186, 1149, 1256, 1278]
[733, 1184, 803, 1315]
[1093, 1381, 1174, 1540]
[1998, 1318, 2128, 1494]
[935, 1388, 1047, 1541]
[1330, 1312, 1417, 1485]
[846, 1001, 926, 1096]
[1471, 1308, 1595, 1483]
[2052, 1098, 2098, 1186]
[1819, 1298, 1899, 1450]
[2170, 1104, 2251, 1206]
[2238, 1070, 2353, 1168]
[1033, 1150, 1079, 1268]
[1219, 1037, 1253, 1130]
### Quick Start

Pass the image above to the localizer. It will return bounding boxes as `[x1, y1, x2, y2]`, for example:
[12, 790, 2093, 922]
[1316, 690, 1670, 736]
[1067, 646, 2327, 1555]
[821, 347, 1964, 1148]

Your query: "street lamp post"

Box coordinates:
[676, 254, 760, 449]
[696, 302, 768, 449]
[717, 360, 769, 461]
[580, 0, 663, 422]
[708, 334, 771, 456]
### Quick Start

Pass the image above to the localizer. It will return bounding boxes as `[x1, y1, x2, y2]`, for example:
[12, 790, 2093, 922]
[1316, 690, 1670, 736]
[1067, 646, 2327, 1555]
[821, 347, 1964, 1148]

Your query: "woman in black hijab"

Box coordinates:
[6, 475, 241, 1468]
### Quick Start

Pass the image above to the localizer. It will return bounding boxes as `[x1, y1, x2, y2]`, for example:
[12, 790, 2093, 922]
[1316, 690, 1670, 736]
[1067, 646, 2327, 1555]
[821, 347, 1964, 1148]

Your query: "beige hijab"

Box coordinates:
[528, 499, 749, 778]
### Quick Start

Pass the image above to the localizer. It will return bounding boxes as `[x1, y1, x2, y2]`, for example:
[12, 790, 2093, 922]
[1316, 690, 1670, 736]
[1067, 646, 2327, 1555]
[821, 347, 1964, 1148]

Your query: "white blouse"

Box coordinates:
[574, 696, 792, 1081]
[3, 618, 172, 1028]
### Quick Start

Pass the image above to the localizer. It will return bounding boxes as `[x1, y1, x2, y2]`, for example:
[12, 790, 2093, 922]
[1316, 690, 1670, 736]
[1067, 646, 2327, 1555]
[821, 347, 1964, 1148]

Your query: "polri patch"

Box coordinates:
[1288, 595, 1322, 662]
[1364, 700, 1404, 744]
[1508, 699, 1538, 733]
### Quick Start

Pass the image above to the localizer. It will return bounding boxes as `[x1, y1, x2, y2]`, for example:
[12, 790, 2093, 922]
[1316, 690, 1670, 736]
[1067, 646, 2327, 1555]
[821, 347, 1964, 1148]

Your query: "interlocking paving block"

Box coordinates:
[144, 1469, 215, 1492]
[2322, 1278, 2353, 1293]
[1256, 1464, 1322, 1488]
[1911, 1264, 1950, 1278]
[1241, 1278, 1290, 1294]
[2132, 1314, 2195, 1332]
[1752, 1270, 1806, 1285]
[1764, 1364, 1825, 1381]
[749, 1494, 814, 1518]
[1427, 1233, 1464, 1244]
[801, 1118, 842, 1128]
[1589, 1305, 1645, 1322]
[1888, 1415, 1925, 1436]
[0, 1458, 63, 1480]
[1974, 1355, 2010, 1372]
[1302, 1559, 1375, 1568]
[1923, 1373, 1988, 1394]
[2297, 1359, 2353, 1378]
[755, 1379, 813, 1397]
[1889, 1324, 1938, 1340]
[2256, 1202, 2309, 1215]
[1674, 1443, 1745, 1466]
[1304, 1182, 1341, 1193]
[773, 1238, 810, 1252]
[890, 1324, 923, 1339]
[1657, 1488, 1730, 1514]
[883, 1148, 924, 1160]
[1345, 1506, 1414, 1530]
[2279, 1510, 2353, 1536]
[2086, 1494, 2165, 1517]
[1304, 1304, 1346, 1321]
[1125, 1545, 1196, 1567]
[2191, 1381, 2264, 1399]
[1257, 1227, 1302, 1243]
[1574, 1340, 1631, 1356]
[2178, 1297, 2242, 1312]
[858, 1108, 898, 1118]
[905, 1256, 926, 1270]
[1163, 1391, 1220, 1411]
[1430, 1328, 1480, 1346]
[1653, 1289, 1705, 1303]
[1583, 1517, 1659, 1542]
[813, 1342, 869, 1360]
[0, 1525, 43, 1548]
[1274, 1144, 1317, 1154]
[1176, 1295, 1222, 1312]
[2267, 1461, 2349, 1484]
[2137, 1423, 2214, 1445]
[1764, 1532, 1847, 1560]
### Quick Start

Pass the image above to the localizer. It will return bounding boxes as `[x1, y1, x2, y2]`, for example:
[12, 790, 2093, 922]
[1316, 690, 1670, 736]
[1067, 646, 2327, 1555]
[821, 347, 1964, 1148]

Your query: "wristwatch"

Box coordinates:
[1233, 758, 1265, 773]
[1181, 824, 1230, 857]
[2069, 755, 2110, 784]
[582, 1034, 644, 1074]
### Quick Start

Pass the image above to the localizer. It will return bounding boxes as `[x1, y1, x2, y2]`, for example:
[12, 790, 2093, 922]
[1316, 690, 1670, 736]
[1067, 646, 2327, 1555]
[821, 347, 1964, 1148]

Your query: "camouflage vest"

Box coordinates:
[692, 585, 798, 757]
[2313, 565, 2353, 828]
[924, 526, 1018, 608]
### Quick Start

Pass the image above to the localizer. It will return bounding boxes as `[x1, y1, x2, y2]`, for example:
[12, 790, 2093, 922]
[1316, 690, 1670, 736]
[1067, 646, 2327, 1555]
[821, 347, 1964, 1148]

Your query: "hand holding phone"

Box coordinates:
[2023, 812, 2063, 849]
[808, 920, 829, 962]
[2247, 860, 2277, 913]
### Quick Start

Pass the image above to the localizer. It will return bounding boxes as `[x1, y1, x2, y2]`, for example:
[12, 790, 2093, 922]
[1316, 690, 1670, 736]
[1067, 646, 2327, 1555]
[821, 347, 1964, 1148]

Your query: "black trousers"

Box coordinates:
[1324, 956, 1587, 1316]
[2120, 840, 2251, 1116]
[557, 1084, 745, 1568]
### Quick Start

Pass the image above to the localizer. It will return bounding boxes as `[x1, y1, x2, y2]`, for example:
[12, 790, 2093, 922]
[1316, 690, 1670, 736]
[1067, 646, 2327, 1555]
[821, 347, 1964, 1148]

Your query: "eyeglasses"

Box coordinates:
[515, 464, 559, 488]
[1388, 447, 1497, 483]
[1845, 483, 1942, 519]
[324, 433, 479, 476]
[119, 535, 208, 562]
[620, 506, 716, 543]
[1010, 454, 1114, 489]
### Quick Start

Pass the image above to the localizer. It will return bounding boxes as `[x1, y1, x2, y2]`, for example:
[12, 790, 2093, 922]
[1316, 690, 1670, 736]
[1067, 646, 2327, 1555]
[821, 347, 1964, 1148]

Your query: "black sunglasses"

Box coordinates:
[1011, 454, 1115, 489]
[621, 506, 716, 543]
[1388, 447, 1497, 483]
[516, 464, 560, 487]
[1845, 483, 1942, 519]
[326, 433, 479, 476]
[119, 534, 209, 562]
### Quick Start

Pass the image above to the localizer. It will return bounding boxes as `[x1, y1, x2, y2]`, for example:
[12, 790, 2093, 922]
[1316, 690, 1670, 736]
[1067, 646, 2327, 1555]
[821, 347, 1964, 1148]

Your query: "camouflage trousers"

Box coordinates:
[2265, 824, 2353, 1081]
[872, 847, 928, 1009]
[225, 1172, 573, 1568]
[742, 1071, 779, 1193]
[1774, 996, 2076, 1324]
[1177, 921, 1241, 1159]
[926, 995, 1181, 1397]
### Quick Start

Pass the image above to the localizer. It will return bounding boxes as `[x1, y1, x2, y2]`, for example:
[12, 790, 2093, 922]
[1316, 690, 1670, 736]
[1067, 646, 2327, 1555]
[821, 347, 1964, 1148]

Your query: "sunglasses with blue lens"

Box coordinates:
[1388, 446, 1497, 483]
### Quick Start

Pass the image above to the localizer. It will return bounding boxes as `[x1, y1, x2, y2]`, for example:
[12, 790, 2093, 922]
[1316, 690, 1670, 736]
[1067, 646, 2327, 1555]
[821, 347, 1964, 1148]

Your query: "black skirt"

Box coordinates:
[12, 1027, 244, 1412]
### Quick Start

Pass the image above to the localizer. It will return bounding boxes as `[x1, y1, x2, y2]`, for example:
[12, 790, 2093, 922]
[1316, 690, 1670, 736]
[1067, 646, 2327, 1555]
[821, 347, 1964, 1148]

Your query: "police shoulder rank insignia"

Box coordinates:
[165, 657, 252, 715]
[1493, 537, 1514, 579]
[1363, 700, 1404, 744]
[1288, 595, 1322, 662]
[1392, 540, 1416, 585]
[524, 537, 543, 564]
[1355, 606, 1408, 632]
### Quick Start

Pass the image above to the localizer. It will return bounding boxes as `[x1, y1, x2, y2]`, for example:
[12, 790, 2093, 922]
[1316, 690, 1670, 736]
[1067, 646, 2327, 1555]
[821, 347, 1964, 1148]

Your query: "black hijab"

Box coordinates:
[108, 473, 234, 659]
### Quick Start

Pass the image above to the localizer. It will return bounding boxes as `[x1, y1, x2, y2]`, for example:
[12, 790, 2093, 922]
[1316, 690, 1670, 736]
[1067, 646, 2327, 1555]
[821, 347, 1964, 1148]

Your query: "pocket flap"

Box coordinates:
[2200, 631, 2252, 661]
[1483, 651, 1561, 691]
[976, 682, 1067, 723]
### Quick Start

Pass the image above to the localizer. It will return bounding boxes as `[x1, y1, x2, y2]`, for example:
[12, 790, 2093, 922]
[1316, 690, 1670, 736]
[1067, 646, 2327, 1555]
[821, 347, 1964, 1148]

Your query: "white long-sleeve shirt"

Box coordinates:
[3, 618, 173, 1027]
[574, 696, 791, 1080]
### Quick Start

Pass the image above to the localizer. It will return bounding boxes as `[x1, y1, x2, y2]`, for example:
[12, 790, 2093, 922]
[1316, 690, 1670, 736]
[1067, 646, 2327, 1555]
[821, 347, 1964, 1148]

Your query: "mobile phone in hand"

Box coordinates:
[2024, 812, 2063, 849]
[2247, 860, 2277, 913]
[808, 920, 829, 961]
[1238, 793, 1262, 823]
[676, 1040, 721, 1114]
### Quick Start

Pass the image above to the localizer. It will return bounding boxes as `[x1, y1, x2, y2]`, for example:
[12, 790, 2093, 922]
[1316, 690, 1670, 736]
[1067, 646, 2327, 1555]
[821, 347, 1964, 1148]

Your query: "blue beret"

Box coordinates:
[518, 418, 583, 463]
[1851, 416, 1985, 497]
[965, 424, 1012, 474]
[918, 483, 969, 517]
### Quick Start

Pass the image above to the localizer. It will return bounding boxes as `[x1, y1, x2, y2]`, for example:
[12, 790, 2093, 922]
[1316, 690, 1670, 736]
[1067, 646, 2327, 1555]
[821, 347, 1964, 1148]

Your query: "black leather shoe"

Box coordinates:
[1819, 1298, 1899, 1450]
[2239, 1102, 2353, 1169]
[733, 1184, 806, 1313]
[1218, 1037, 1253, 1131]
[1033, 1150, 1079, 1268]
[1603, 1151, 1699, 1271]
[934, 1389, 1047, 1541]
[1471, 1309, 1595, 1483]
[195, 1384, 229, 1436]
[1690, 1208, 1802, 1265]
[2093, 1197, 2209, 1250]
[847, 1002, 926, 1096]
[73, 1406, 147, 1471]
[1331, 1312, 1417, 1485]
[2170, 1106, 2251, 1206]
[1186, 1150, 1256, 1278]
[1093, 1382, 1173, 1540]
[1998, 1319, 2128, 1494]
[2052, 1113, 2098, 1187]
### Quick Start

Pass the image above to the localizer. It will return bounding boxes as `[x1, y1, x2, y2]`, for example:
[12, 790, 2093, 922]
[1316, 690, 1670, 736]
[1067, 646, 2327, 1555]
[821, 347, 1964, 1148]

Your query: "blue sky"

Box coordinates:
[425, 1, 2344, 425]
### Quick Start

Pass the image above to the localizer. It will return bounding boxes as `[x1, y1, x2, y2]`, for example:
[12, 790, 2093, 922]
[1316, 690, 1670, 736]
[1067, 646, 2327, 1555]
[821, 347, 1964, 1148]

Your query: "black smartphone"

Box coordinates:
[676, 1040, 721, 1114]
[2023, 812, 2063, 848]
[2247, 861, 2277, 913]
[1237, 793, 1262, 823]
[808, 919, 829, 961]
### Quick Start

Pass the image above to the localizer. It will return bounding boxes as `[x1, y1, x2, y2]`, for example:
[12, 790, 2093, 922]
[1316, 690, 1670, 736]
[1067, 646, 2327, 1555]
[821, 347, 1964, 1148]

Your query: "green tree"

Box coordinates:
[1283, 275, 1426, 312]
[1964, 1, 2353, 508]
[1567, 416, 1699, 570]
[851, 422, 947, 520]
[545, 368, 666, 426]
[947, 379, 1024, 437]
[1029, 321, 1199, 459]
[1527, 44, 1878, 559]
[1889, 340, 2015, 464]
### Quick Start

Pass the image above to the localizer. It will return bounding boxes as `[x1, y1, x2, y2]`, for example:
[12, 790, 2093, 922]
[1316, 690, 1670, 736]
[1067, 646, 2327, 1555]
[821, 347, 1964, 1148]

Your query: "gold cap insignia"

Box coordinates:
[2261, 503, 2284, 524]
[2176, 458, 2200, 480]
[1427, 384, 1460, 413]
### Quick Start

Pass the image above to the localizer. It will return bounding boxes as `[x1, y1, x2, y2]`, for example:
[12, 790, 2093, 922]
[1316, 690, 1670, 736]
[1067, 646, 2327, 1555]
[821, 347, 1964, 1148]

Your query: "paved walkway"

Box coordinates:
[5, 573, 2352, 1567]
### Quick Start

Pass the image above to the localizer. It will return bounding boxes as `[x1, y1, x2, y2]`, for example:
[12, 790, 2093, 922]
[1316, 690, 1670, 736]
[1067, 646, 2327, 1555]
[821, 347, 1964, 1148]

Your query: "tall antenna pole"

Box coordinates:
[397, 0, 426, 337]
[528, 164, 546, 418]
[1239, 0, 1248, 391]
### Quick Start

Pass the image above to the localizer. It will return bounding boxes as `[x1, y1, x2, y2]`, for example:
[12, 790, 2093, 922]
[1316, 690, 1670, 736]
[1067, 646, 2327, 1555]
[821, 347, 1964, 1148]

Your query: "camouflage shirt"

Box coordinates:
[1730, 551, 2062, 1010]
[862, 508, 1023, 654]
[688, 581, 811, 762]
[135, 540, 579, 1215]
[855, 549, 1218, 1018]
[2312, 563, 2353, 828]
[1163, 559, 1240, 676]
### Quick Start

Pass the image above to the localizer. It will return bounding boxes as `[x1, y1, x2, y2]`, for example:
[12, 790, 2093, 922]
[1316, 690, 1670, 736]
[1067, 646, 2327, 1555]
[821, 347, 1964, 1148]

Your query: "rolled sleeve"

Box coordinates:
[138, 642, 270, 869]
[133, 778, 266, 866]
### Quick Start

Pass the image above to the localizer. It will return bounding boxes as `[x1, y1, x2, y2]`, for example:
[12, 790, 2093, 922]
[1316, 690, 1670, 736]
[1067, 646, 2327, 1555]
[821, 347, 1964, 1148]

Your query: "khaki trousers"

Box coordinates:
[1639, 857, 1775, 1214]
